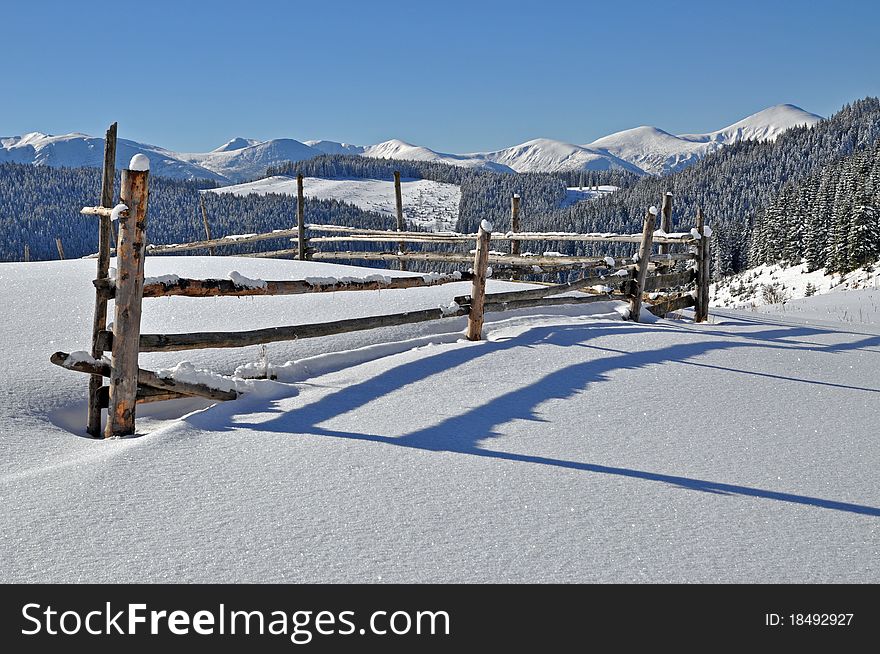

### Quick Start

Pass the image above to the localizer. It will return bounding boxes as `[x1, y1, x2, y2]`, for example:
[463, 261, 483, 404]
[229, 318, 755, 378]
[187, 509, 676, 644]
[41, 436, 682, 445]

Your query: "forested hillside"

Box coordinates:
[534, 98, 880, 274]
[748, 140, 880, 274]
[0, 164, 399, 261]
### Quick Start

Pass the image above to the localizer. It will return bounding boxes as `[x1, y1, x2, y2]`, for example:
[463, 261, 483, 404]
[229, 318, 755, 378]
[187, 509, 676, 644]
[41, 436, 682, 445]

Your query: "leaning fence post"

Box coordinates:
[510, 193, 521, 256]
[297, 173, 308, 260]
[658, 191, 673, 256]
[55, 237, 65, 260]
[87, 122, 117, 437]
[105, 156, 150, 438]
[695, 208, 711, 322]
[628, 207, 657, 322]
[466, 220, 492, 341]
[199, 194, 215, 256]
[393, 171, 408, 271]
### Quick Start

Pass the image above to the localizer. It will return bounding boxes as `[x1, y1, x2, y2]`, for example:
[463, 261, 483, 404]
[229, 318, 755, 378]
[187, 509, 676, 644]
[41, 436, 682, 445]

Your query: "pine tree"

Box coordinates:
[846, 199, 879, 270]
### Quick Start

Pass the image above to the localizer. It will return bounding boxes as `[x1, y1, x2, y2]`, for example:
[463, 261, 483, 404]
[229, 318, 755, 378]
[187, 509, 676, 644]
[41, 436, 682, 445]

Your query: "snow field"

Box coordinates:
[0, 257, 877, 583]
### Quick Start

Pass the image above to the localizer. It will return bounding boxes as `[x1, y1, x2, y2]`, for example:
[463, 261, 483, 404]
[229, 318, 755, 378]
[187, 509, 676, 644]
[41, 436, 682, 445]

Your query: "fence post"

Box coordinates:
[393, 171, 408, 271]
[87, 122, 117, 437]
[658, 191, 673, 255]
[297, 173, 308, 260]
[55, 237, 65, 260]
[105, 159, 149, 438]
[695, 208, 711, 322]
[628, 207, 657, 322]
[510, 193, 521, 256]
[466, 220, 492, 341]
[199, 194, 215, 255]
[23, 244, 30, 262]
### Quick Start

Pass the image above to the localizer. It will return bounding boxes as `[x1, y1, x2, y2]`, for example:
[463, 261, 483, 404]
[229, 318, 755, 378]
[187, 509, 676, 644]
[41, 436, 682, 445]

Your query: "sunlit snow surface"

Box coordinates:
[208, 175, 460, 231]
[0, 257, 877, 582]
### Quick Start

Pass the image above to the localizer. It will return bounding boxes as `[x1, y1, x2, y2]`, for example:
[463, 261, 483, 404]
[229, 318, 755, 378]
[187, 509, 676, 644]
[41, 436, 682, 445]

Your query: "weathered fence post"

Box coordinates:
[297, 173, 308, 260]
[510, 193, 521, 256]
[658, 191, 673, 255]
[87, 122, 117, 437]
[105, 156, 149, 438]
[393, 171, 408, 271]
[23, 244, 30, 262]
[694, 208, 711, 323]
[466, 220, 492, 341]
[199, 194, 215, 255]
[55, 237, 65, 260]
[628, 207, 657, 322]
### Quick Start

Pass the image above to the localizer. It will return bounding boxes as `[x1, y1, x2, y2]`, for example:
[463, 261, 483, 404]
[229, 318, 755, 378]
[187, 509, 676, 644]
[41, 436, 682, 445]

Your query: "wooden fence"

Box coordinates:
[53, 125, 711, 438]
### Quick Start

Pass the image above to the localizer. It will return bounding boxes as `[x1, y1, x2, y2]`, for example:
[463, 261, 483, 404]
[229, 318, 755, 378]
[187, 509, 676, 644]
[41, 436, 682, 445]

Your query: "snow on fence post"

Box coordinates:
[628, 207, 657, 322]
[297, 173, 308, 260]
[87, 122, 117, 437]
[393, 171, 408, 271]
[510, 194, 521, 256]
[105, 156, 150, 438]
[466, 220, 493, 341]
[695, 208, 711, 323]
[199, 194, 215, 256]
[659, 191, 673, 256]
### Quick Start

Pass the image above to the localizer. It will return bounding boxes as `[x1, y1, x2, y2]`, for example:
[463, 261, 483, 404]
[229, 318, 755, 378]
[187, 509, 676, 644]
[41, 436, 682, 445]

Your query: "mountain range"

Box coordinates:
[1, 104, 821, 183]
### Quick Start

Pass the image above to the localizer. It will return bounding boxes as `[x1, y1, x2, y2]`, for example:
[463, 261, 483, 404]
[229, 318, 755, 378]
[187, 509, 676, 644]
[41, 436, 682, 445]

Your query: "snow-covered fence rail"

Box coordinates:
[59, 125, 711, 438]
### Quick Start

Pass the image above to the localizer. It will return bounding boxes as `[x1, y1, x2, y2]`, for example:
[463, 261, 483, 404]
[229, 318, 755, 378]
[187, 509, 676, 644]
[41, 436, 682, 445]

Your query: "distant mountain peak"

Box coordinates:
[212, 137, 262, 152]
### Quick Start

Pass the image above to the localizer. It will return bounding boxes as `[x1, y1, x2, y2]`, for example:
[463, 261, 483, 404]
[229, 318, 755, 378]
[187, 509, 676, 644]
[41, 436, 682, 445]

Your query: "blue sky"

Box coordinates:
[2, 0, 878, 152]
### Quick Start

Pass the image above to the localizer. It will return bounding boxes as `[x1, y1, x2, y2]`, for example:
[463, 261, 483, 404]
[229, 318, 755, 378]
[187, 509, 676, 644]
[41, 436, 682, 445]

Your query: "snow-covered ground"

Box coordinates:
[563, 185, 619, 206]
[207, 175, 460, 231]
[1, 257, 877, 583]
[711, 261, 880, 310]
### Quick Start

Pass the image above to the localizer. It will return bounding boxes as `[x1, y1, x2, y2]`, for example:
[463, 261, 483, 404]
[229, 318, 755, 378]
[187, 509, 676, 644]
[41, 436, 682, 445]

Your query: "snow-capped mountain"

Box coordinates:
[1, 104, 822, 182]
[178, 139, 322, 182]
[304, 140, 365, 156]
[478, 138, 644, 175]
[585, 104, 822, 175]
[361, 139, 514, 172]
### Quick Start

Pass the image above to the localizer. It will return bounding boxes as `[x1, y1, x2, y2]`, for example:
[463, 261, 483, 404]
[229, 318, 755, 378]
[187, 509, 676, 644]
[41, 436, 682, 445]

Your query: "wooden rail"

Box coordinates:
[94, 272, 472, 300]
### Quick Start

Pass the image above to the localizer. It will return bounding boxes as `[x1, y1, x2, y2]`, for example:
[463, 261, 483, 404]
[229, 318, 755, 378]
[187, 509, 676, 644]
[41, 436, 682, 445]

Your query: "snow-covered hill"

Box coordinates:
[208, 175, 461, 231]
[711, 262, 880, 311]
[1, 256, 877, 583]
[478, 138, 644, 174]
[1, 104, 822, 181]
[361, 139, 514, 172]
[587, 105, 822, 175]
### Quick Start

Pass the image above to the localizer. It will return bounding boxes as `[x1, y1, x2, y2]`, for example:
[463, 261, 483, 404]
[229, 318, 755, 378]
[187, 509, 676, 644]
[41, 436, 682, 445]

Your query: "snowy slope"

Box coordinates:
[0, 132, 230, 183]
[179, 139, 322, 182]
[361, 139, 514, 172]
[208, 175, 461, 230]
[587, 105, 822, 175]
[304, 140, 366, 155]
[1, 257, 877, 583]
[479, 138, 644, 174]
[711, 262, 880, 310]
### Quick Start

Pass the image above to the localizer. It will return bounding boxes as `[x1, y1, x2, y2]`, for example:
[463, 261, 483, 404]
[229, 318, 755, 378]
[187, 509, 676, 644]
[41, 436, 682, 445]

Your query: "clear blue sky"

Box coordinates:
[2, 0, 878, 152]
